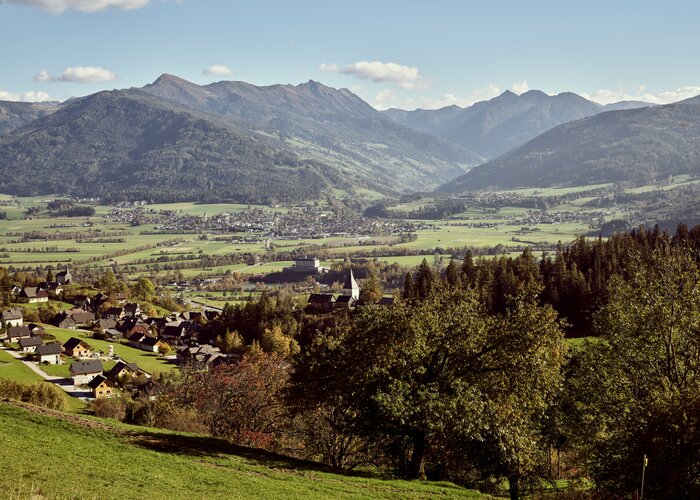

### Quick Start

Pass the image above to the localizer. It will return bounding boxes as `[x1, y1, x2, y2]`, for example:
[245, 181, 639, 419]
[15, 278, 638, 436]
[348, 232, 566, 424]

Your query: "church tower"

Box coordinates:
[342, 268, 360, 301]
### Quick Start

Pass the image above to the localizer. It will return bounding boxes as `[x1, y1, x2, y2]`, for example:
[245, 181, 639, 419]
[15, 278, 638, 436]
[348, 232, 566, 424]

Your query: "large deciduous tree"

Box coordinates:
[291, 285, 565, 498]
[573, 247, 700, 498]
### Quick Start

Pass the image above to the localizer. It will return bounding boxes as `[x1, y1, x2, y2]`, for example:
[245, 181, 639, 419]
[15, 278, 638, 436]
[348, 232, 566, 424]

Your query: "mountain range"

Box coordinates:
[0, 75, 479, 202]
[439, 96, 700, 192]
[383, 90, 653, 159]
[0, 75, 695, 202]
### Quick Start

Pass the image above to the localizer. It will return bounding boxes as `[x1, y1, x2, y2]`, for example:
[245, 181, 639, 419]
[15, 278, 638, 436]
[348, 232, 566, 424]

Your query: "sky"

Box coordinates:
[2, 0, 700, 110]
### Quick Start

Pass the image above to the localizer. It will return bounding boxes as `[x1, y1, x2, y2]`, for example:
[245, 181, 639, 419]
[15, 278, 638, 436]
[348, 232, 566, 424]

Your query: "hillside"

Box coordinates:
[140, 75, 481, 189]
[0, 401, 485, 499]
[384, 90, 651, 159]
[0, 90, 349, 203]
[0, 100, 59, 136]
[439, 97, 700, 192]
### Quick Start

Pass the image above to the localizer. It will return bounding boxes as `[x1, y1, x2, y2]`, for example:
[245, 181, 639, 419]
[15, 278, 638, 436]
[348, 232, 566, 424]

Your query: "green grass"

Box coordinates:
[0, 349, 43, 384]
[42, 327, 176, 375]
[0, 403, 486, 500]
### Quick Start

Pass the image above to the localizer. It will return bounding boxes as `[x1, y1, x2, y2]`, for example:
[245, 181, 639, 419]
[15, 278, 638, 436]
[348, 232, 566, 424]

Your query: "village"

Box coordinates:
[0, 261, 378, 403]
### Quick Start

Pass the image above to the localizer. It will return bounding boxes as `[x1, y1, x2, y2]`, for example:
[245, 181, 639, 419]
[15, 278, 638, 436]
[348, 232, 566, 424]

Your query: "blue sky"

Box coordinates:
[2, 0, 700, 109]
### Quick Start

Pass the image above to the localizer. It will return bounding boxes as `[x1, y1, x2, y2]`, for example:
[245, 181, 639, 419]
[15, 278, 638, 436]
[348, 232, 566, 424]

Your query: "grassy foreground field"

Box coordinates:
[0, 401, 487, 500]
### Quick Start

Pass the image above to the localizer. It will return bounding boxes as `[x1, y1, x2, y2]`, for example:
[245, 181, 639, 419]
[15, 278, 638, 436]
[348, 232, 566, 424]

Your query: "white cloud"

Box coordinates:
[1, 0, 151, 13]
[34, 66, 117, 83]
[33, 70, 52, 82]
[511, 80, 529, 94]
[0, 89, 52, 102]
[203, 65, 233, 76]
[321, 60, 428, 90]
[373, 89, 397, 110]
[581, 85, 700, 105]
[318, 63, 338, 73]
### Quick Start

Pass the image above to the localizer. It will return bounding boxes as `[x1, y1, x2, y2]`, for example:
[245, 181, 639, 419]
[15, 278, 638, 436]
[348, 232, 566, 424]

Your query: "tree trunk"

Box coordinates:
[508, 474, 520, 500]
[408, 432, 427, 480]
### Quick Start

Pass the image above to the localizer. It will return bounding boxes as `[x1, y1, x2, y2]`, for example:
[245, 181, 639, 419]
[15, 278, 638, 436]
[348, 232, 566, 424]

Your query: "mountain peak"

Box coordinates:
[151, 73, 194, 86]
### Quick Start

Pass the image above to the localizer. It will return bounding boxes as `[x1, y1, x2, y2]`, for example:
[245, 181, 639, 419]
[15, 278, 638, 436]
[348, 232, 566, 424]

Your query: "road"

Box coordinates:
[0, 345, 92, 399]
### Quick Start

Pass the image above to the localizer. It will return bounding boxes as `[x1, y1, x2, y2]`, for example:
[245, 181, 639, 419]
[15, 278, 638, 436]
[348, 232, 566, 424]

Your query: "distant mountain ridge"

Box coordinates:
[383, 90, 654, 159]
[0, 101, 60, 135]
[438, 97, 700, 192]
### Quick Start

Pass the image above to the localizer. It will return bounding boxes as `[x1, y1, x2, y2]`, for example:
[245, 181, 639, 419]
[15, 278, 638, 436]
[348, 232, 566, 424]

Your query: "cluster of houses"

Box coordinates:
[3, 320, 150, 398]
[16, 270, 72, 303]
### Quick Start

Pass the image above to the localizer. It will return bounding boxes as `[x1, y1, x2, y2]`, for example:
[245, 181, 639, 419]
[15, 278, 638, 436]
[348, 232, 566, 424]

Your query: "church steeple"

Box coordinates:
[342, 268, 360, 300]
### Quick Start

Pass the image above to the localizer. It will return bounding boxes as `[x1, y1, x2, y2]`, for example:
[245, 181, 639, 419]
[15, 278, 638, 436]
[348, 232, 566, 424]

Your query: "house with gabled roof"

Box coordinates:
[140, 336, 168, 353]
[6, 325, 32, 343]
[19, 335, 43, 353]
[88, 374, 115, 398]
[70, 359, 103, 385]
[2, 308, 23, 327]
[63, 337, 93, 358]
[22, 287, 48, 303]
[36, 342, 62, 364]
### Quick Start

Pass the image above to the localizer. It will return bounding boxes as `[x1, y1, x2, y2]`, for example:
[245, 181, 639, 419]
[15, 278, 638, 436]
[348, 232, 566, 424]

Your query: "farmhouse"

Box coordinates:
[88, 375, 115, 398]
[123, 303, 141, 317]
[63, 337, 93, 358]
[36, 342, 62, 364]
[22, 287, 49, 303]
[104, 307, 125, 321]
[140, 336, 168, 353]
[2, 309, 23, 327]
[18, 336, 43, 353]
[6, 325, 32, 343]
[70, 360, 103, 386]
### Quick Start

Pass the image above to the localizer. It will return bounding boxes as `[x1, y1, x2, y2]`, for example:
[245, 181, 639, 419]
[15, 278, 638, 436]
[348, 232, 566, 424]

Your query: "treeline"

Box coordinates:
[402, 223, 700, 335]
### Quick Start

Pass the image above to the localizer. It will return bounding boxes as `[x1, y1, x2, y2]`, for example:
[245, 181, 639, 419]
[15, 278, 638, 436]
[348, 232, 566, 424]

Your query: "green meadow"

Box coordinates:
[0, 402, 487, 500]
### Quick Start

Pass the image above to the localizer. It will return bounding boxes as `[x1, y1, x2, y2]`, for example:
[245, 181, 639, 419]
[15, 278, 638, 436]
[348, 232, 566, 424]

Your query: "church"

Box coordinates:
[307, 268, 360, 312]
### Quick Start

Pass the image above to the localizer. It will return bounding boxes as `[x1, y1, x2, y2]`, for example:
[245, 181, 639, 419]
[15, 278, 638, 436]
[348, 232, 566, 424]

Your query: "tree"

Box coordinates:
[260, 324, 299, 358]
[358, 273, 382, 304]
[292, 284, 565, 496]
[572, 247, 700, 498]
[133, 277, 156, 302]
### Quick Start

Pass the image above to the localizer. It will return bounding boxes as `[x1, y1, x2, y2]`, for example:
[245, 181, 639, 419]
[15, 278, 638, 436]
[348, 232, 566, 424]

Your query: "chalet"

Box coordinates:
[104, 328, 123, 340]
[114, 293, 127, 305]
[94, 318, 117, 334]
[161, 325, 186, 342]
[70, 359, 103, 385]
[123, 303, 141, 317]
[36, 342, 62, 364]
[22, 287, 49, 303]
[55, 270, 72, 285]
[307, 293, 336, 312]
[52, 309, 96, 329]
[127, 323, 150, 337]
[91, 293, 109, 311]
[104, 307, 125, 321]
[26, 323, 46, 336]
[88, 374, 115, 398]
[6, 325, 32, 343]
[73, 294, 91, 311]
[107, 360, 141, 382]
[18, 336, 43, 353]
[2, 309, 23, 327]
[63, 337, 93, 358]
[140, 336, 168, 353]
[128, 332, 146, 349]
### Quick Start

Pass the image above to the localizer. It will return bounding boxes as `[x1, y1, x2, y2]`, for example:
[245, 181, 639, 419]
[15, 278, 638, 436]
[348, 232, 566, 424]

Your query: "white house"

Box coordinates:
[70, 359, 103, 386]
[2, 309, 23, 327]
[19, 336, 43, 353]
[36, 342, 62, 365]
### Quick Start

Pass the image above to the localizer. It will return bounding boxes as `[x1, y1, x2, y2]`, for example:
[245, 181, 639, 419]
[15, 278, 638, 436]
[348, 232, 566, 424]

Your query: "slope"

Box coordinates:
[0, 100, 59, 136]
[141, 75, 481, 188]
[0, 401, 485, 499]
[0, 90, 347, 203]
[439, 97, 700, 192]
